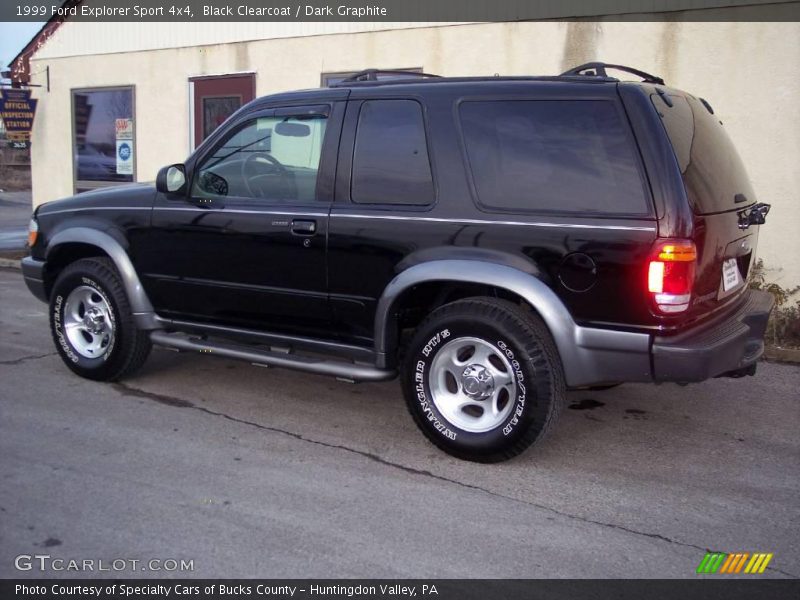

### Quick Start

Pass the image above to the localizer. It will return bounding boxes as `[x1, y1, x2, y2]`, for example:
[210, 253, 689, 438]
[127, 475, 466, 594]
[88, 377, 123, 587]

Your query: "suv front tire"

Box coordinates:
[50, 257, 151, 381]
[401, 298, 565, 462]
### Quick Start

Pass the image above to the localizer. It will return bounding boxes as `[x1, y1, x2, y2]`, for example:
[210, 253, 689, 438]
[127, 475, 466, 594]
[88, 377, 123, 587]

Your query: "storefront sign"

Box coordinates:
[115, 117, 133, 139]
[0, 89, 37, 149]
[115, 117, 134, 174]
[116, 139, 133, 174]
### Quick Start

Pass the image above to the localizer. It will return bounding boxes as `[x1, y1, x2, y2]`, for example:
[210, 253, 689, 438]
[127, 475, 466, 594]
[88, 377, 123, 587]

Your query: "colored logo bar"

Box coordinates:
[696, 552, 773, 574]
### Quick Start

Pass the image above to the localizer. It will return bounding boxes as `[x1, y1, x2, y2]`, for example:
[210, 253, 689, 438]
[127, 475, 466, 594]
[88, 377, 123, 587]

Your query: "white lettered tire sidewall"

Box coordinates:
[52, 274, 118, 370]
[48, 257, 152, 382]
[404, 306, 558, 460]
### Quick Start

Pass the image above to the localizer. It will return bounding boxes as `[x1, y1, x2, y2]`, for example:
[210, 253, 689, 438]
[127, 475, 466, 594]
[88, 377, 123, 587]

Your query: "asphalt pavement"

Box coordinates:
[0, 190, 31, 251]
[0, 268, 797, 579]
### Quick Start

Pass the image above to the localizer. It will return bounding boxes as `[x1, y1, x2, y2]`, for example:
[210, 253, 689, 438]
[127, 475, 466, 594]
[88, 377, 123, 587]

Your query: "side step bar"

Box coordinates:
[149, 331, 396, 383]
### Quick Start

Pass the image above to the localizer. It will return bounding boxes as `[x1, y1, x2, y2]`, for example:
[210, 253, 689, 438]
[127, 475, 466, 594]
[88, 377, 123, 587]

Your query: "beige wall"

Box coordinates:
[27, 19, 800, 287]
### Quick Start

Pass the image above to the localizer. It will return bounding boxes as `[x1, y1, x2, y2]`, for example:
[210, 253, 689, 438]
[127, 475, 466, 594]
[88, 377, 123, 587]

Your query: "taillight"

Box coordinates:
[647, 239, 696, 313]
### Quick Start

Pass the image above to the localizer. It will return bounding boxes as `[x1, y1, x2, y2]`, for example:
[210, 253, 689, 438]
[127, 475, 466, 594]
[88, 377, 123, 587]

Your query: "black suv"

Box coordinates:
[22, 63, 773, 462]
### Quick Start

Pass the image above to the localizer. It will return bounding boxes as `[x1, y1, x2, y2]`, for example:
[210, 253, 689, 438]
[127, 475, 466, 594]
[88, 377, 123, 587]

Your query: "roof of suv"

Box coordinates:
[241, 62, 667, 113]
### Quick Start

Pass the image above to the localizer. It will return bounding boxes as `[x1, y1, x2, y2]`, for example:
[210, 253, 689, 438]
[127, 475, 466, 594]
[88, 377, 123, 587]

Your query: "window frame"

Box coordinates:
[454, 95, 655, 219]
[70, 85, 136, 194]
[188, 104, 332, 208]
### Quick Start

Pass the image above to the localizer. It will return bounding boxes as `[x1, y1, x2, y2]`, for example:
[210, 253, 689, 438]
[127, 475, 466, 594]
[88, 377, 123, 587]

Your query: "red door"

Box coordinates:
[191, 74, 255, 148]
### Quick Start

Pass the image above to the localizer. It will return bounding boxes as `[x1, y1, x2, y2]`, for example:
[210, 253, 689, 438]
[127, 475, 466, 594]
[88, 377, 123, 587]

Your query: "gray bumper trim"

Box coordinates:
[652, 289, 774, 382]
[21, 257, 47, 303]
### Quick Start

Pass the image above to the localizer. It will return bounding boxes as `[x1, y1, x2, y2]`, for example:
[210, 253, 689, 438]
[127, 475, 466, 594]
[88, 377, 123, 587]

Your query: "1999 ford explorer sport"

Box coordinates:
[22, 63, 773, 462]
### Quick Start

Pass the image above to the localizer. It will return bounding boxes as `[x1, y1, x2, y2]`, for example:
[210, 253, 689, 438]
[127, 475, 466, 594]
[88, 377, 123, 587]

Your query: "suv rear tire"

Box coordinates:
[49, 257, 151, 381]
[401, 297, 565, 462]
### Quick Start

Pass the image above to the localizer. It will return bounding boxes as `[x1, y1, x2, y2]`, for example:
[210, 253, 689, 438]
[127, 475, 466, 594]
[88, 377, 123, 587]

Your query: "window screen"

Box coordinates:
[459, 100, 650, 215]
[351, 100, 434, 205]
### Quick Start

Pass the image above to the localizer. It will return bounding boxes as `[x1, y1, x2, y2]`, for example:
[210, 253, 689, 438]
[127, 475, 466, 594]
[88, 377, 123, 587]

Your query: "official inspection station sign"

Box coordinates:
[0, 89, 37, 149]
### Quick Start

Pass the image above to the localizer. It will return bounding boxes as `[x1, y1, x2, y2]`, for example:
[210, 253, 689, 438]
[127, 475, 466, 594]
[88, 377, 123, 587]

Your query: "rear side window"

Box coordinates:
[654, 94, 755, 214]
[351, 100, 434, 205]
[459, 100, 650, 215]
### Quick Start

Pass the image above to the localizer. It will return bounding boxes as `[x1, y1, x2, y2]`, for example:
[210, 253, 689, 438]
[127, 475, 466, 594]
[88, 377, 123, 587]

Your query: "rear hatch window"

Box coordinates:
[653, 93, 755, 214]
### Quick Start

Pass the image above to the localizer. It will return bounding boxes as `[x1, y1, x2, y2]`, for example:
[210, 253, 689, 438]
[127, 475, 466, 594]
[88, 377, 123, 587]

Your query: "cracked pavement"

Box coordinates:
[0, 268, 798, 578]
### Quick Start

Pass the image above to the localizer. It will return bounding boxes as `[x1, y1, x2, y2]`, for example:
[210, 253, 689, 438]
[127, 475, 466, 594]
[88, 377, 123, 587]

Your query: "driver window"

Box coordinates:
[191, 114, 328, 202]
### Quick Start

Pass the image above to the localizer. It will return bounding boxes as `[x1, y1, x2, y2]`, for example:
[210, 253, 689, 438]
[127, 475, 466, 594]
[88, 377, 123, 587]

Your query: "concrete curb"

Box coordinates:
[764, 346, 800, 365]
[0, 258, 21, 269]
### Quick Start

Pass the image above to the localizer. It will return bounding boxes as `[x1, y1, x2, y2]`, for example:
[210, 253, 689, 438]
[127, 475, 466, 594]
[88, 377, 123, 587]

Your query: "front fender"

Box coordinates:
[46, 227, 157, 328]
[374, 260, 652, 387]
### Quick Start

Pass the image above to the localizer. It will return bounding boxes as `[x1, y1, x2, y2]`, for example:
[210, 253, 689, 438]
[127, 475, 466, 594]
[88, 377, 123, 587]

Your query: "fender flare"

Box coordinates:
[373, 259, 651, 387]
[46, 227, 158, 328]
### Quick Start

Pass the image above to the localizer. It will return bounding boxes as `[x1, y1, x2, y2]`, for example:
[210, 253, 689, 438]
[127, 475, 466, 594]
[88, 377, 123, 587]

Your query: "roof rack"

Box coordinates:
[560, 62, 665, 85]
[331, 69, 442, 86]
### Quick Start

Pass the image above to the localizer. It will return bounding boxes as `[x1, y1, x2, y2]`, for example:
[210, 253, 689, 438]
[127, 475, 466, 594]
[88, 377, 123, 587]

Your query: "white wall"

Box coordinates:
[25, 17, 800, 286]
[33, 20, 464, 60]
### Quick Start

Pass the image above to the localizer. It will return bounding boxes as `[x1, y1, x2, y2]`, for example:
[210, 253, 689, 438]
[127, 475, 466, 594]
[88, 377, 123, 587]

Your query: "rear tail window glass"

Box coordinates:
[458, 100, 650, 215]
[653, 93, 755, 214]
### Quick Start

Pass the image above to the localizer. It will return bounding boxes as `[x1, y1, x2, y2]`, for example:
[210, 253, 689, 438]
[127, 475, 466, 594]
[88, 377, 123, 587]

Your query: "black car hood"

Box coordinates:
[37, 182, 155, 216]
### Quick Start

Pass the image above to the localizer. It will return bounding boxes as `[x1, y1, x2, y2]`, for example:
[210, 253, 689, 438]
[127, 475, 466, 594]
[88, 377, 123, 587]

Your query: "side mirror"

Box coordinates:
[156, 164, 187, 195]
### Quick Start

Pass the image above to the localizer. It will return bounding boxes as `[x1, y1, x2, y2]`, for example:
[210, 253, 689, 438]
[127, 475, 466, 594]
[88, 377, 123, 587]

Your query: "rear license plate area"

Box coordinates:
[722, 258, 742, 292]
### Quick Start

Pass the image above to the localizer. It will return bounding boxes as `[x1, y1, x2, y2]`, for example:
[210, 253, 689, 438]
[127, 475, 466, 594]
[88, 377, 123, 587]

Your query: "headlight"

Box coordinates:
[27, 218, 39, 247]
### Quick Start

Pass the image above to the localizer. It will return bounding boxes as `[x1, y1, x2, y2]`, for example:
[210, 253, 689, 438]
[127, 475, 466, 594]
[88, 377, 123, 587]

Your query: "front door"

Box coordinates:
[142, 103, 343, 337]
[191, 74, 256, 148]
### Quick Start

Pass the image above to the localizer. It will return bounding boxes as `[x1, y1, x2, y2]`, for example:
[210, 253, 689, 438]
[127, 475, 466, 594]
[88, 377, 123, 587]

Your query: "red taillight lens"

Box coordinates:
[647, 240, 696, 313]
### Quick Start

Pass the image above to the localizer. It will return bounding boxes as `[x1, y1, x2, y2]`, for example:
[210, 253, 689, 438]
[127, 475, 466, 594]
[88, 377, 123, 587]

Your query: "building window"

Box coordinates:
[72, 87, 134, 193]
[202, 96, 241, 141]
[321, 68, 423, 87]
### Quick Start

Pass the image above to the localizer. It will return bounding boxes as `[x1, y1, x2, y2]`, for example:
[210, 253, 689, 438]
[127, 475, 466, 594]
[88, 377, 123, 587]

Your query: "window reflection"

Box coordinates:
[73, 88, 134, 189]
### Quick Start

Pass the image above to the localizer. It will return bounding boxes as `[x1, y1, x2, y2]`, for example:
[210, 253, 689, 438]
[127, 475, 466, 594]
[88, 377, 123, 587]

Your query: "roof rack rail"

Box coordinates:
[331, 69, 442, 86]
[560, 62, 665, 85]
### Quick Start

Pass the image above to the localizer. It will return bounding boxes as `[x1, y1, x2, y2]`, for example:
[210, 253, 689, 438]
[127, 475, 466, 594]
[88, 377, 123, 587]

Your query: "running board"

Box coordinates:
[149, 331, 396, 383]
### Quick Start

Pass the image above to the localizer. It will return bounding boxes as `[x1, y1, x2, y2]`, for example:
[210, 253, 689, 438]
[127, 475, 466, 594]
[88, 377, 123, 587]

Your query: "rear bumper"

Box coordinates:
[21, 256, 48, 303]
[651, 289, 774, 383]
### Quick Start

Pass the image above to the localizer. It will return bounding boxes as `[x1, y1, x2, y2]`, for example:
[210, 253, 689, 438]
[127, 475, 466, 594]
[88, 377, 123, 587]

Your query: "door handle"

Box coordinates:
[291, 219, 317, 236]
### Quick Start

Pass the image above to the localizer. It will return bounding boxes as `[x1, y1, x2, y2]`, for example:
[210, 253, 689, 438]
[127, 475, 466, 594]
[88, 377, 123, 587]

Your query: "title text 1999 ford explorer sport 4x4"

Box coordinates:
[21, 63, 773, 462]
